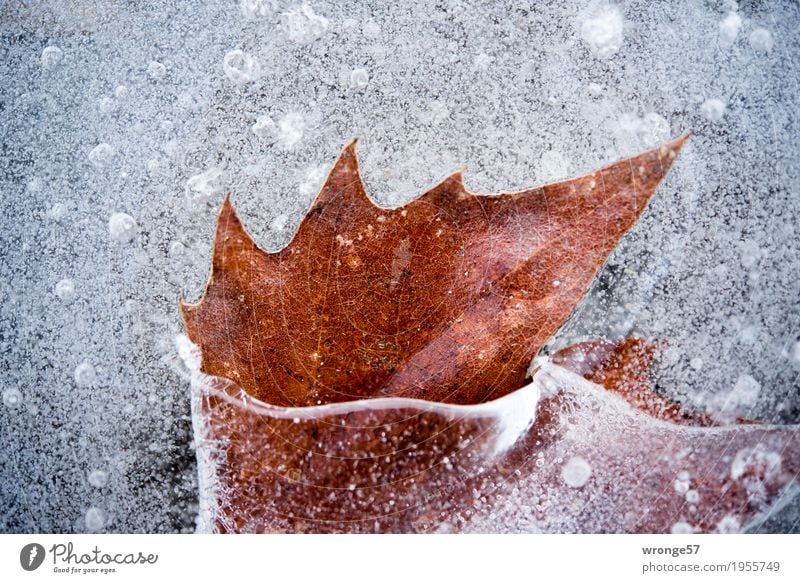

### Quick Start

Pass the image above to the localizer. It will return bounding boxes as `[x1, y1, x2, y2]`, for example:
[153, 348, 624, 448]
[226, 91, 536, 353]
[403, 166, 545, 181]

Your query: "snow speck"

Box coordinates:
[561, 456, 592, 488]
[147, 61, 166, 80]
[580, 5, 625, 58]
[349, 68, 370, 90]
[277, 112, 305, 149]
[108, 213, 138, 243]
[689, 357, 703, 370]
[223, 50, 261, 84]
[2, 387, 23, 408]
[40, 46, 64, 69]
[54, 278, 76, 303]
[685, 489, 700, 504]
[74, 362, 96, 386]
[251, 114, 277, 139]
[718, 12, 742, 49]
[671, 521, 694, 534]
[85, 507, 106, 531]
[88, 469, 109, 489]
[88, 143, 116, 168]
[700, 98, 726, 122]
[280, 4, 329, 44]
[749, 27, 774, 54]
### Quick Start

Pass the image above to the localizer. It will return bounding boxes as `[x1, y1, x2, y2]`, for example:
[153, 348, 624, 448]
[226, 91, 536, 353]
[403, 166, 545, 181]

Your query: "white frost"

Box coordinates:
[580, 5, 625, 58]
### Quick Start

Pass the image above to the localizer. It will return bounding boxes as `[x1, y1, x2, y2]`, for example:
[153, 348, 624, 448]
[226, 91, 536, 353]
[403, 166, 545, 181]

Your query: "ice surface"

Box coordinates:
[0, 0, 798, 533]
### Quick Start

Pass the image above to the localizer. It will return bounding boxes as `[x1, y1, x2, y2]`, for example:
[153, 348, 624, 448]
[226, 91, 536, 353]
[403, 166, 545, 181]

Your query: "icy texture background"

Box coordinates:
[1, 0, 798, 532]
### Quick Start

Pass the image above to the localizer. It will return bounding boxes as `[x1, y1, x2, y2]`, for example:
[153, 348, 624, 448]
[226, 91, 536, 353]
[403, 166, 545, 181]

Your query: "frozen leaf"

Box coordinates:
[181, 136, 689, 407]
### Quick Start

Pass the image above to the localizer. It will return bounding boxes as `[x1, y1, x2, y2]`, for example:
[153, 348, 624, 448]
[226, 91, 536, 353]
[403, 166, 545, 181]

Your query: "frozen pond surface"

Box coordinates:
[0, 0, 798, 532]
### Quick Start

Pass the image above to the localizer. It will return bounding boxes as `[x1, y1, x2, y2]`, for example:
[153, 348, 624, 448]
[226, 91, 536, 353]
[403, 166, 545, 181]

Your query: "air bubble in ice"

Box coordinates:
[252, 114, 277, 139]
[716, 514, 741, 534]
[74, 362, 96, 386]
[277, 112, 305, 149]
[561, 456, 591, 488]
[2, 388, 23, 408]
[749, 28, 774, 54]
[54, 278, 76, 303]
[88, 143, 116, 168]
[108, 212, 138, 243]
[147, 61, 166, 80]
[671, 521, 694, 534]
[40, 46, 64, 69]
[85, 507, 106, 531]
[88, 469, 109, 489]
[185, 168, 226, 207]
[718, 12, 742, 48]
[700, 98, 726, 122]
[281, 3, 329, 44]
[349, 68, 370, 90]
[223, 50, 261, 84]
[240, 0, 271, 19]
[579, 5, 624, 58]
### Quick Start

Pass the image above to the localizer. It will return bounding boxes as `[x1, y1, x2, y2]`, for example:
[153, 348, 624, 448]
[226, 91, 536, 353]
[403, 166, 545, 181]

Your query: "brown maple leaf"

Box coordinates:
[181, 135, 688, 407]
[179, 137, 800, 533]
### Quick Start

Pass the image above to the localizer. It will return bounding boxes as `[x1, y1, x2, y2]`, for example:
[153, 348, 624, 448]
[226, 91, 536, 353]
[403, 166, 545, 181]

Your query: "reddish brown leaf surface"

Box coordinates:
[180, 137, 800, 533]
[188, 342, 799, 533]
[181, 135, 688, 407]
